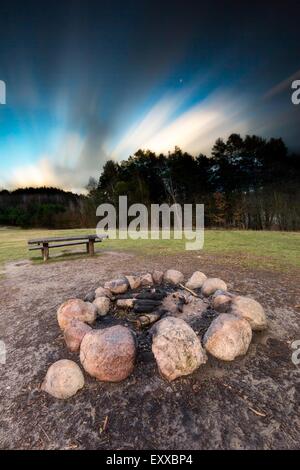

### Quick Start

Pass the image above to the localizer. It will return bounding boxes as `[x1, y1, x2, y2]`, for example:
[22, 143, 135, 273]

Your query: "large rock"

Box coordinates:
[41, 359, 84, 399]
[163, 269, 184, 285]
[185, 271, 207, 290]
[93, 296, 111, 316]
[212, 294, 232, 312]
[80, 326, 136, 382]
[152, 270, 164, 284]
[212, 289, 231, 298]
[57, 299, 97, 330]
[203, 314, 252, 361]
[104, 278, 129, 294]
[95, 286, 113, 299]
[151, 317, 207, 381]
[140, 273, 154, 286]
[84, 290, 96, 303]
[125, 275, 141, 290]
[64, 319, 92, 352]
[201, 278, 227, 296]
[231, 296, 267, 331]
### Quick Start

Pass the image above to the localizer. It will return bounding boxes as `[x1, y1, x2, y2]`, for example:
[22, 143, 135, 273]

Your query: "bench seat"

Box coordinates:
[28, 239, 103, 251]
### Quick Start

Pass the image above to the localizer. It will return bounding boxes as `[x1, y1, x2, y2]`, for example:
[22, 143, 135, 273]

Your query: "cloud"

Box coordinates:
[8, 158, 57, 188]
[5, 155, 89, 194]
[111, 89, 249, 159]
[1, 88, 250, 193]
[263, 68, 300, 99]
[110, 93, 187, 159]
[2, 132, 89, 193]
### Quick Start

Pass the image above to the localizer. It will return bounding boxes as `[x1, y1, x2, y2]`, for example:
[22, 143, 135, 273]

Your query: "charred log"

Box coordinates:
[135, 313, 161, 328]
[136, 290, 166, 301]
[134, 308, 167, 328]
[133, 299, 162, 313]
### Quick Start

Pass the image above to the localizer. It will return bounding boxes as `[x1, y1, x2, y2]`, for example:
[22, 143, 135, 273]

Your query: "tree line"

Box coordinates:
[88, 134, 300, 230]
[1, 133, 299, 230]
[0, 187, 94, 228]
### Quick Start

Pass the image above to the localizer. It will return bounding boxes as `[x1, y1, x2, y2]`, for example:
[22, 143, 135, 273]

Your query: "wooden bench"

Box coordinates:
[28, 234, 108, 261]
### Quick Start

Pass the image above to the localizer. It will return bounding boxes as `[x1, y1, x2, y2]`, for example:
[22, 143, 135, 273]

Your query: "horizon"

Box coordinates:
[0, 0, 300, 193]
[0, 133, 297, 195]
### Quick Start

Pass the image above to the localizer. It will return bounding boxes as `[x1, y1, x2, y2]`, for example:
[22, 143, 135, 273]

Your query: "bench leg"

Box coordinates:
[88, 240, 95, 256]
[42, 243, 49, 261]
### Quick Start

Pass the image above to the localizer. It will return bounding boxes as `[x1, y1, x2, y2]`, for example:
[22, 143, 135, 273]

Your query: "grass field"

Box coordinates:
[0, 227, 299, 271]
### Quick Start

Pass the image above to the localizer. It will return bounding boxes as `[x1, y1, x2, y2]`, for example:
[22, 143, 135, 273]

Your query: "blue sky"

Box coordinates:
[0, 0, 299, 192]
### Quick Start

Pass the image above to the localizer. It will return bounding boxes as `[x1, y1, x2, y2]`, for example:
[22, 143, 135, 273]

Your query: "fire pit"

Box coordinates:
[41, 270, 268, 399]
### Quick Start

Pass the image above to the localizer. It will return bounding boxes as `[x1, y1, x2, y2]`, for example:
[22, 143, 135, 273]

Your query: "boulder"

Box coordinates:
[140, 273, 154, 286]
[151, 317, 207, 381]
[41, 359, 84, 399]
[64, 319, 92, 352]
[152, 270, 164, 284]
[80, 326, 136, 382]
[185, 271, 207, 290]
[231, 296, 267, 331]
[95, 286, 113, 299]
[203, 314, 252, 361]
[104, 278, 129, 294]
[57, 299, 97, 330]
[163, 269, 184, 285]
[84, 290, 96, 303]
[93, 296, 111, 316]
[125, 275, 141, 290]
[212, 294, 232, 312]
[201, 278, 227, 296]
[212, 289, 232, 298]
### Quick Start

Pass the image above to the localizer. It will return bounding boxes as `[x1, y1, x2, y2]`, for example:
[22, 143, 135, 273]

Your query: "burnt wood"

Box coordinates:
[113, 293, 139, 300]
[135, 291, 166, 301]
[133, 299, 162, 313]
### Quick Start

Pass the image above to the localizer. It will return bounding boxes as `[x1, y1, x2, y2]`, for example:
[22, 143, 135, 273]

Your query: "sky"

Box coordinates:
[0, 0, 299, 193]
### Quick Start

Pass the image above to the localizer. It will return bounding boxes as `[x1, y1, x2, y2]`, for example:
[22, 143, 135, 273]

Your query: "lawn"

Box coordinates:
[0, 227, 299, 271]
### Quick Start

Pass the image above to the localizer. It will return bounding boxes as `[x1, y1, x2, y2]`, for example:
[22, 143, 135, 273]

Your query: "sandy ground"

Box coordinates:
[0, 249, 299, 450]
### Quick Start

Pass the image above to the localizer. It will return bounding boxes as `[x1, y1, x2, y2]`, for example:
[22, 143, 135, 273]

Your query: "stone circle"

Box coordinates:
[43, 269, 267, 398]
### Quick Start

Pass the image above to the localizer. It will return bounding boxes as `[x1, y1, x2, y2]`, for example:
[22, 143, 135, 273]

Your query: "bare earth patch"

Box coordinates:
[0, 250, 299, 449]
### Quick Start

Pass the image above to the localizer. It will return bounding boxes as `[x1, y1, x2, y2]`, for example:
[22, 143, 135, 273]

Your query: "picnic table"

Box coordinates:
[28, 234, 108, 261]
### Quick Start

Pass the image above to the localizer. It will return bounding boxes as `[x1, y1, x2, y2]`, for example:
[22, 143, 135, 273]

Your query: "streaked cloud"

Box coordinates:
[1, 2, 300, 192]
[264, 68, 300, 99]
[1, 87, 250, 193]
[1, 132, 87, 193]
[111, 89, 249, 160]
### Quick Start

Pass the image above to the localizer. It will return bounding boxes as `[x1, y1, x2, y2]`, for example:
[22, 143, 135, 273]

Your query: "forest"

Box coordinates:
[1, 134, 299, 230]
